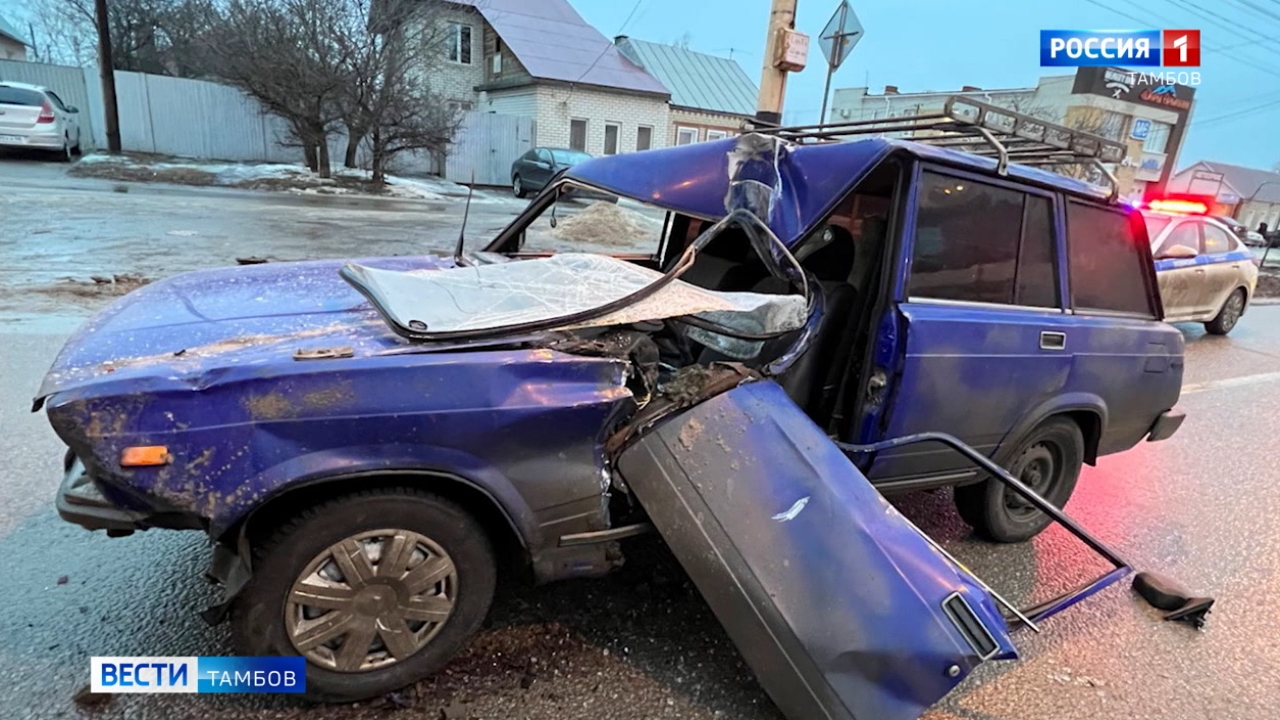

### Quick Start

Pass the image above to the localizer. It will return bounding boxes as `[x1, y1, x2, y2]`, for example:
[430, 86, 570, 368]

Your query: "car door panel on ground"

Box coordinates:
[868, 168, 1180, 486]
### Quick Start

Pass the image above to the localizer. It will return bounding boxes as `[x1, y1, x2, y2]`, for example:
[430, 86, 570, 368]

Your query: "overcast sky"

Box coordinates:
[573, 0, 1280, 172]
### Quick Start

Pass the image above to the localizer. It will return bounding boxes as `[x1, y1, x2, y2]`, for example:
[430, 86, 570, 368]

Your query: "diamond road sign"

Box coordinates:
[819, 1, 863, 70]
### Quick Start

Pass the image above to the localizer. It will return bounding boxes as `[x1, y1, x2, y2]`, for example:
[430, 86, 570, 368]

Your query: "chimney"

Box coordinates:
[884, 85, 899, 95]
[614, 35, 628, 45]
[962, 85, 981, 92]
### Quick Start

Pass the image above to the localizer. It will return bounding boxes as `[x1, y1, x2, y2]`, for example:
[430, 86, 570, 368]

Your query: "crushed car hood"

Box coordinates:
[35, 256, 454, 403]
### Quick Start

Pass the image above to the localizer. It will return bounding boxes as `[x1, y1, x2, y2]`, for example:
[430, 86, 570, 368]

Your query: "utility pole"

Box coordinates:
[94, 0, 122, 153]
[755, 0, 805, 126]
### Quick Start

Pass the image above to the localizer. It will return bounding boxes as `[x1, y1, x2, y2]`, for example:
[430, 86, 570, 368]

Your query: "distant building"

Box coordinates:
[1167, 162, 1280, 230]
[614, 37, 758, 146]
[0, 13, 31, 61]
[828, 67, 1196, 200]
[421, 0, 671, 156]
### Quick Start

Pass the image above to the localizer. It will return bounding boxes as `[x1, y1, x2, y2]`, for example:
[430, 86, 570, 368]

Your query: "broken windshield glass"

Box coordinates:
[342, 253, 806, 342]
[517, 186, 670, 256]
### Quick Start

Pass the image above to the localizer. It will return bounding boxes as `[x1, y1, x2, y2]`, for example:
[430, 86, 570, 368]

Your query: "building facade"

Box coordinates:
[1167, 162, 1280, 231]
[827, 67, 1196, 201]
[424, 0, 671, 159]
[614, 38, 758, 146]
[0, 13, 30, 61]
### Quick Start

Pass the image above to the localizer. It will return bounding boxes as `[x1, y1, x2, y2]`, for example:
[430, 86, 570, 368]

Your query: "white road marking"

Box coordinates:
[1182, 371, 1280, 395]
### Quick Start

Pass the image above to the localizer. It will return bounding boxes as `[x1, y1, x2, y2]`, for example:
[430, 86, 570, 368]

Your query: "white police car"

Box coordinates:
[1143, 199, 1259, 335]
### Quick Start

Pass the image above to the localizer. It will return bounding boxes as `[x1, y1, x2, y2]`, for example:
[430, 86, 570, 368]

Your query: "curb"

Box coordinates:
[1252, 298, 1280, 306]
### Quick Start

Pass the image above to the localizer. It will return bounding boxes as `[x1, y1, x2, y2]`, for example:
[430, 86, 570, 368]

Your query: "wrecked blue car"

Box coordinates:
[39, 99, 1190, 717]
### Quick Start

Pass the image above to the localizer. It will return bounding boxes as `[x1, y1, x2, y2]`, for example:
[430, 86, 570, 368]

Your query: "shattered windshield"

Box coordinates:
[518, 184, 671, 256]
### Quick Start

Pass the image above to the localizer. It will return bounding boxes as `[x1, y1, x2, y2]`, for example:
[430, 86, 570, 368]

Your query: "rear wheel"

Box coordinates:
[55, 138, 72, 162]
[512, 175, 526, 198]
[231, 488, 497, 702]
[954, 417, 1084, 543]
[1205, 289, 1245, 335]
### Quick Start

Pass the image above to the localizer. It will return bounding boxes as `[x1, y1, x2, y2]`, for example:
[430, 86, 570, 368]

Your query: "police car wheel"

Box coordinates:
[230, 488, 497, 702]
[954, 417, 1084, 543]
[1205, 289, 1245, 335]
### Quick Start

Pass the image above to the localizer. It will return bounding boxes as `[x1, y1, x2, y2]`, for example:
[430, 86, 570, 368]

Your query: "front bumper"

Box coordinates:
[56, 456, 147, 532]
[1146, 408, 1186, 443]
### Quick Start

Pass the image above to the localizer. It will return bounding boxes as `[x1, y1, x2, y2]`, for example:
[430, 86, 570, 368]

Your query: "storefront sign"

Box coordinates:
[1133, 151, 1167, 182]
[1071, 67, 1196, 113]
[1130, 118, 1151, 140]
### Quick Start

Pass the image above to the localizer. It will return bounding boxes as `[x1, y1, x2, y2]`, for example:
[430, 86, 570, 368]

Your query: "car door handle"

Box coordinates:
[1040, 331, 1066, 350]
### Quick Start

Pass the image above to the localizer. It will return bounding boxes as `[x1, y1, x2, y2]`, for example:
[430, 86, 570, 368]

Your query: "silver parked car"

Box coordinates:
[0, 82, 82, 161]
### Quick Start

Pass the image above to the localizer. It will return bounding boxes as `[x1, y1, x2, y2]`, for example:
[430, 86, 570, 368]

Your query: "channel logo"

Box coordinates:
[90, 656, 306, 694]
[1041, 30, 1200, 67]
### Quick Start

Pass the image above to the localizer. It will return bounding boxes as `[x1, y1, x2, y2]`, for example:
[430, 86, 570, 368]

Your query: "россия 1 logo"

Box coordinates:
[90, 657, 306, 693]
[1041, 30, 1200, 67]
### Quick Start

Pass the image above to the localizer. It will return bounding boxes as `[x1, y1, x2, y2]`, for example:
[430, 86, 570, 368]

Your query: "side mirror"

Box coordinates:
[66, 105, 79, 113]
[1158, 244, 1197, 260]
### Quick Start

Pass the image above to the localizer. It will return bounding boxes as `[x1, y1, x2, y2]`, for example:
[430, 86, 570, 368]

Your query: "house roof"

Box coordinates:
[1189, 160, 1280, 204]
[449, 0, 668, 96]
[616, 38, 758, 116]
[0, 12, 31, 48]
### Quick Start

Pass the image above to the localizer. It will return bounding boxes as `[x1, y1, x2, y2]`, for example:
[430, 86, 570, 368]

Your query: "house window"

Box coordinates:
[603, 123, 620, 155]
[448, 22, 473, 64]
[569, 119, 588, 152]
[446, 100, 473, 115]
[706, 129, 729, 141]
[636, 125, 652, 151]
[1143, 121, 1170, 154]
[675, 126, 699, 145]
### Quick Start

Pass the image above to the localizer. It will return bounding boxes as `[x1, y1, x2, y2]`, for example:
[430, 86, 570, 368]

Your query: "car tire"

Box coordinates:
[953, 417, 1084, 543]
[230, 487, 497, 703]
[512, 175, 526, 198]
[56, 139, 72, 163]
[1205, 288, 1245, 335]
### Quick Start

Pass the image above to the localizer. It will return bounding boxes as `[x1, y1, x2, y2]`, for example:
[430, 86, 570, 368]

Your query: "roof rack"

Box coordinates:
[745, 96, 1127, 201]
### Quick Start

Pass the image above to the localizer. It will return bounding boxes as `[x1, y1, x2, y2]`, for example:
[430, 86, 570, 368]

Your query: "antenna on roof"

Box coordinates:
[453, 170, 475, 267]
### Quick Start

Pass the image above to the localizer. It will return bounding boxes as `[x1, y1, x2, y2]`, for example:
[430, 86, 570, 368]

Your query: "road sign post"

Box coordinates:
[818, 1, 864, 124]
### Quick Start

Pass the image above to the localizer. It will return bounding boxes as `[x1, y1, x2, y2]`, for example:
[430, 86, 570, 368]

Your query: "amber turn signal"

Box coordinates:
[120, 446, 172, 467]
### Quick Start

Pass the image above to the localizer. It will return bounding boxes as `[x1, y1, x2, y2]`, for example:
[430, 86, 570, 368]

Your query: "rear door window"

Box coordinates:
[909, 172, 1058, 307]
[1066, 202, 1157, 317]
[1201, 223, 1235, 255]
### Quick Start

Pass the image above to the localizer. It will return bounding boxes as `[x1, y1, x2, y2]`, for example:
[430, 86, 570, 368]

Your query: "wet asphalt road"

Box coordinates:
[3, 158, 1280, 719]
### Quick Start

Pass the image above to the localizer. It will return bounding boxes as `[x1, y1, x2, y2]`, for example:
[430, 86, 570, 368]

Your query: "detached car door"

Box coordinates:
[864, 168, 1074, 487]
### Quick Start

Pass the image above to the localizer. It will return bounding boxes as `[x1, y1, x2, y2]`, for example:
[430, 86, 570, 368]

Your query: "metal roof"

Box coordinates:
[616, 38, 758, 116]
[449, 0, 668, 96]
[1189, 160, 1280, 205]
[0, 12, 31, 47]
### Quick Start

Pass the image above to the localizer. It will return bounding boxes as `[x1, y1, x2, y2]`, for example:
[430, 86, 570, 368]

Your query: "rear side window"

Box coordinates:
[909, 172, 1058, 307]
[1066, 203, 1156, 317]
[1202, 223, 1235, 254]
[0, 87, 44, 106]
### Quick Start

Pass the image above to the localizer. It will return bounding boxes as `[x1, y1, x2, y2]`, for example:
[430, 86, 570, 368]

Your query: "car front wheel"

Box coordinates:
[954, 417, 1084, 543]
[231, 488, 497, 702]
[1205, 289, 1245, 335]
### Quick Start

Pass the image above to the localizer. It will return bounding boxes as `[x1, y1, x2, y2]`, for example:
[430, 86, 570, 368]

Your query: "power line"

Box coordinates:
[574, 0, 645, 84]
[1222, 0, 1280, 28]
[1190, 97, 1280, 128]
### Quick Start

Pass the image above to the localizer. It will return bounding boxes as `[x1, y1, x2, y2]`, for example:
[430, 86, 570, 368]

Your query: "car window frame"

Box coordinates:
[1063, 199, 1162, 320]
[903, 164, 1065, 313]
[44, 90, 68, 111]
[536, 148, 552, 164]
[1200, 221, 1236, 255]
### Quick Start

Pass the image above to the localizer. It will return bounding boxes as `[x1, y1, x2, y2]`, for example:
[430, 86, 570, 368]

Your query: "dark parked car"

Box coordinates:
[42, 98, 1186, 715]
[510, 147, 591, 197]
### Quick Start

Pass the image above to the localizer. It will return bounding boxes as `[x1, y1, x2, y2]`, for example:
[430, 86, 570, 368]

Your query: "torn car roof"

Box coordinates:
[562, 135, 1114, 247]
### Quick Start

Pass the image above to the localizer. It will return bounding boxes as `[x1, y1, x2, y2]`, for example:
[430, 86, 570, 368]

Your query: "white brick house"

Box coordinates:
[0, 13, 31, 61]
[423, 0, 672, 156]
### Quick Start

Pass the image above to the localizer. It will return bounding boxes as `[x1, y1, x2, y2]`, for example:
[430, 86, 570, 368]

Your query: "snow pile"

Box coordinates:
[552, 201, 665, 246]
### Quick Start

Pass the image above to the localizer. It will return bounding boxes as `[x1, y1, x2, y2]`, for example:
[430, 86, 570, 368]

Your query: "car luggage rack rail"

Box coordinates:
[745, 95, 1126, 201]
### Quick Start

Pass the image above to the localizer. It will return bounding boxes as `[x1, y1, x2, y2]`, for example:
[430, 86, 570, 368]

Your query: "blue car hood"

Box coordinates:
[35, 256, 454, 403]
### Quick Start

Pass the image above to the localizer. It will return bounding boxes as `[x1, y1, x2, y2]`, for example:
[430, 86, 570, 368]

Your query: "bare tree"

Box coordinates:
[22, 0, 218, 76]
[205, 0, 353, 176]
[332, 0, 461, 180]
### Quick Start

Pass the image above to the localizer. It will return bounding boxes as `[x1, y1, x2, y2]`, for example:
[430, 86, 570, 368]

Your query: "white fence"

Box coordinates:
[0, 58, 528, 181]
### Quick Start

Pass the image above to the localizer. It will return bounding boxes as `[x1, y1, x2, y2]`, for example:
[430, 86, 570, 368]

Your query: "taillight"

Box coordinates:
[37, 101, 55, 124]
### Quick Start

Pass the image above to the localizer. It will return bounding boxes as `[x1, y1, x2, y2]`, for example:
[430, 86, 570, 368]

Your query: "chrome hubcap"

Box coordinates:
[285, 529, 457, 672]
[1223, 294, 1243, 329]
